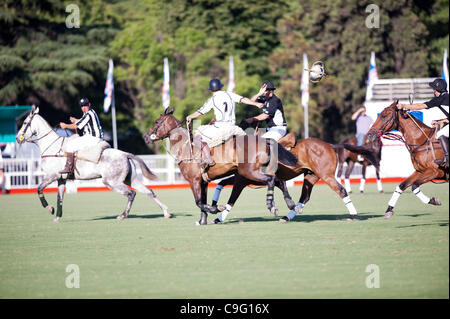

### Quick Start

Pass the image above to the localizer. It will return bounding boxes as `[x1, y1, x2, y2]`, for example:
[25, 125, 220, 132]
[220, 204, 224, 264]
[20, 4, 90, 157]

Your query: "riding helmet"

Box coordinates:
[208, 79, 224, 92]
[263, 81, 276, 90]
[429, 78, 448, 93]
[79, 97, 90, 106]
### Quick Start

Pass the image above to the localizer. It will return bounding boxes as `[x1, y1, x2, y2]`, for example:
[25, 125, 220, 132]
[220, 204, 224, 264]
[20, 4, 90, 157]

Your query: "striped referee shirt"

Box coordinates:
[76, 108, 104, 139]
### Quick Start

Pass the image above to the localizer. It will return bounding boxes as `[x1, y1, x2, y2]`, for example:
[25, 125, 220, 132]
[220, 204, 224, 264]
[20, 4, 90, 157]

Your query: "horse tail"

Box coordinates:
[126, 153, 159, 181]
[335, 143, 380, 169]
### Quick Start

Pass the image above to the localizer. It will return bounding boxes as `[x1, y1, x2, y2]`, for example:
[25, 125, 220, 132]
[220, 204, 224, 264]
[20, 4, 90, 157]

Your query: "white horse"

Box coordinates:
[16, 106, 171, 222]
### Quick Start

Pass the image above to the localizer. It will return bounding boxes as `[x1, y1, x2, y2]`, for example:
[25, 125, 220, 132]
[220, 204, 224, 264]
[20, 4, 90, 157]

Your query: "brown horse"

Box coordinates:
[365, 100, 448, 218]
[143, 107, 299, 225]
[209, 132, 360, 223]
[336, 135, 383, 194]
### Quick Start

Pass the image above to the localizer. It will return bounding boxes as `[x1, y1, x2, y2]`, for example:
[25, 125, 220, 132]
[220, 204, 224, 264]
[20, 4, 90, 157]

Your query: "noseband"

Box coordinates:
[375, 106, 399, 137]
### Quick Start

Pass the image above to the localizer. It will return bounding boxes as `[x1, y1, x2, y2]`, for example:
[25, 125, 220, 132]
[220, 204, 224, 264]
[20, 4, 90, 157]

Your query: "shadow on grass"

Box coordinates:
[397, 221, 449, 228]
[91, 212, 194, 221]
[224, 212, 384, 224]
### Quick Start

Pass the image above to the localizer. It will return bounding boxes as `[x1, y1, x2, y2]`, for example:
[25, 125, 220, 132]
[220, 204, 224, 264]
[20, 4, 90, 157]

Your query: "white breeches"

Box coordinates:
[262, 126, 287, 141]
[436, 124, 449, 138]
[195, 124, 246, 148]
[64, 135, 102, 153]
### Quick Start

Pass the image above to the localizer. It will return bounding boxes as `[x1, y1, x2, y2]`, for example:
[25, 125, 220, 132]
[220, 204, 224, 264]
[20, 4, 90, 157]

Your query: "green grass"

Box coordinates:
[0, 182, 448, 298]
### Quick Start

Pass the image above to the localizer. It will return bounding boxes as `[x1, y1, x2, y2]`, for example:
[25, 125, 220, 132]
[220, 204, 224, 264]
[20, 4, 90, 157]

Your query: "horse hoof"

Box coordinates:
[346, 215, 356, 221]
[53, 217, 60, 223]
[429, 198, 441, 206]
[47, 206, 55, 215]
[164, 213, 172, 219]
[270, 207, 278, 216]
[279, 216, 289, 223]
[384, 210, 394, 219]
[379, 191, 384, 194]
[117, 215, 125, 221]
[208, 218, 221, 225]
[217, 205, 226, 212]
[294, 206, 303, 215]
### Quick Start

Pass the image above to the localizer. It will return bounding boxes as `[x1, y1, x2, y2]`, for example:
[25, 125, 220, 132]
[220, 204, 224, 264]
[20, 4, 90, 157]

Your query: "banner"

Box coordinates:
[442, 49, 449, 92]
[227, 56, 235, 93]
[162, 57, 170, 109]
[103, 59, 114, 113]
[301, 53, 309, 109]
[365, 51, 379, 101]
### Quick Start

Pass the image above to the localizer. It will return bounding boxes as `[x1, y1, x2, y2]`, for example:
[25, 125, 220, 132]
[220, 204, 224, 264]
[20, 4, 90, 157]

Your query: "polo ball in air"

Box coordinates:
[310, 64, 324, 80]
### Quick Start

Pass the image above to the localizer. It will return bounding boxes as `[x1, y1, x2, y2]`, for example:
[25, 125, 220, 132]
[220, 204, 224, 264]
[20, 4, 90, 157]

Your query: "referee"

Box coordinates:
[59, 98, 104, 174]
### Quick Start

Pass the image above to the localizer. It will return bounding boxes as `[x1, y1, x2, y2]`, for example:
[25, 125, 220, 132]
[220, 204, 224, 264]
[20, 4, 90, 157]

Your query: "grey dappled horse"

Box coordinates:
[16, 106, 171, 222]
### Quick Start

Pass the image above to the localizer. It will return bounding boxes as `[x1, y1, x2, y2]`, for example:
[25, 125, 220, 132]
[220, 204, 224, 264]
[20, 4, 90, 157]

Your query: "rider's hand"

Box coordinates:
[69, 117, 77, 124]
[258, 84, 267, 95]
[60, 122, 67, 129]
[256, 103, 264, 109]
[397, 103, 407, 110]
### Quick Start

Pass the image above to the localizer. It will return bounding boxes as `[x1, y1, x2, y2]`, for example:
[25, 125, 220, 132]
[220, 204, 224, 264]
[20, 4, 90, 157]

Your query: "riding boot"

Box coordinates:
[201, 142, 215, 169]
[435, 136, 449, 169]
[59, 152, 75, 174]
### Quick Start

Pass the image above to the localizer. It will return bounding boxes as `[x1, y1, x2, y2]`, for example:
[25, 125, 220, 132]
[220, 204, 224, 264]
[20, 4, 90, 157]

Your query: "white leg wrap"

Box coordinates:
[344, 179, 351, 192]
[343, 196, 357, 215]
[359, 179, 366, 192]
[388, 186, 403, 207]
[218, 204, 232, 222]
[413, 187, 430, 204]
[377, 179, 383, 192]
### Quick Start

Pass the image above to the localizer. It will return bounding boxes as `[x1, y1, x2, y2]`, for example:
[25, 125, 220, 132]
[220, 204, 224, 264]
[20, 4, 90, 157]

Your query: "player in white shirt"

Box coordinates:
[186, 78, 263, 169]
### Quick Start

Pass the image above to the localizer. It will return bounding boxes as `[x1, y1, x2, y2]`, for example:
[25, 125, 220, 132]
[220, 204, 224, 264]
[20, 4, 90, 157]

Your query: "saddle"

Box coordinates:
[278, 132, 297, 150]
[75, 141, 111, 163]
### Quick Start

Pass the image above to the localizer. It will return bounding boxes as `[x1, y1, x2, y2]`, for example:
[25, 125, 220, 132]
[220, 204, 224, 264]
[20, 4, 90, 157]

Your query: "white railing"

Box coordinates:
[369, 78, 435, 101]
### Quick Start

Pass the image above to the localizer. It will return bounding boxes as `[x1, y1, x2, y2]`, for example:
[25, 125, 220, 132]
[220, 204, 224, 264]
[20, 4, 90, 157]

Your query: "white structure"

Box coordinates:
[364, 77, 437, 178]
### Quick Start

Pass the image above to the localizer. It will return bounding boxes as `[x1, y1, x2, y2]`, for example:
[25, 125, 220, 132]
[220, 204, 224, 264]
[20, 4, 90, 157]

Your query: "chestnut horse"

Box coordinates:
[144, 107, 299, 225]
[336, 135, 383, 194]
[210, 132, 359, 223]
[365, 100, 448, 218]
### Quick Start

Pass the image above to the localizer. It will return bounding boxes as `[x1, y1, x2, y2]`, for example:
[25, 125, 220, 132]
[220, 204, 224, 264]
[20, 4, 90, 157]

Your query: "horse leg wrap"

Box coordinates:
[413, 187, 430, 204]
[343, 196, 357, 215]
[388, 186, 403, 207]
[377, 179, 383, 192]
[56, 200, 63, 218]
[218, 204, 232, 222]
[359, 179, 365, 192]
[38, 193, 49, 208]
[286, 202, 305, 220]
[344, 179, 351, 192]
[212, 184, 224, 203]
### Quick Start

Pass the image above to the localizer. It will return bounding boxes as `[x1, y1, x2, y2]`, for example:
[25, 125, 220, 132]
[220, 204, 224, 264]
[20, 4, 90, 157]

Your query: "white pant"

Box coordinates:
[436, 124, 449, 138]
[195, 124, 246, 148]
[262, 126, 287, 141]
[65, 135, 102, 153]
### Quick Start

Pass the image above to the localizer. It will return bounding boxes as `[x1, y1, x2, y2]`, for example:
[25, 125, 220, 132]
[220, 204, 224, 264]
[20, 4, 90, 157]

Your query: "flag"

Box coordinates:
[301, 53, 309, 108]
[442, 49, 449, 92]
[103, 59, 114, 113]
[365, 51, 379, 101]
[227, 56, 235, 93]
[162, 57, 170, 109]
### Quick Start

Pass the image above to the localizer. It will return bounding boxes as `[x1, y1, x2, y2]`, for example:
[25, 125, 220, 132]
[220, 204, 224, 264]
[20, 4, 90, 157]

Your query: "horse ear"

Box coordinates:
[35, 106, 40, 114]
[164, 107, 174, 115]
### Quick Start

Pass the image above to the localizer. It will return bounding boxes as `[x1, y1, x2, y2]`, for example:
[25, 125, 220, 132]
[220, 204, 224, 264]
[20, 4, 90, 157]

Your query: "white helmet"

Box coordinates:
[307, 61, 326, 83]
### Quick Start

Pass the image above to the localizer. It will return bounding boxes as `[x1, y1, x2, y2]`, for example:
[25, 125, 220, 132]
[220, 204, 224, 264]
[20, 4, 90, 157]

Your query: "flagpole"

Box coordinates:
[111, 90, 118, 149]
[301, 53, 309, 138]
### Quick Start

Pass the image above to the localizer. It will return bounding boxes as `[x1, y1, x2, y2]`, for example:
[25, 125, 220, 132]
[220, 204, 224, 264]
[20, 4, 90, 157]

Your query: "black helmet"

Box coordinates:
[263, 81, 276, 90]
[208, 79, 224, 92]
[79, 97, 90, 106]
[429, 78, 448, 93]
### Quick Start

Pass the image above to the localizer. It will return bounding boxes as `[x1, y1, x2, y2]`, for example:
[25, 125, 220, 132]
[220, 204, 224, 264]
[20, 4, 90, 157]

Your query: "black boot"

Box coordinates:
[435, 136, 449, 169]
[59, 152, 75, 174]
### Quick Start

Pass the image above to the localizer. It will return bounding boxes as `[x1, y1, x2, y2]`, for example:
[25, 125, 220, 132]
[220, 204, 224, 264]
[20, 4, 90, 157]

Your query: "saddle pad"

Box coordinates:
[76, 141, 111, 163]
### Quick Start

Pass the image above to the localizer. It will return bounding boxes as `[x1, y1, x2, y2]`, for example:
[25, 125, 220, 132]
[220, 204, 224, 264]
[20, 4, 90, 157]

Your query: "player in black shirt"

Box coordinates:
[398, 78, 449, 168]
[245, 81, 287, 141]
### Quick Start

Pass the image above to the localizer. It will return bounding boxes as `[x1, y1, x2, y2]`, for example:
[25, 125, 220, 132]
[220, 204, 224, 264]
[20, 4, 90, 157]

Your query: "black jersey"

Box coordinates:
[425, 92, 449, 118]
[257, 95, 287, 127]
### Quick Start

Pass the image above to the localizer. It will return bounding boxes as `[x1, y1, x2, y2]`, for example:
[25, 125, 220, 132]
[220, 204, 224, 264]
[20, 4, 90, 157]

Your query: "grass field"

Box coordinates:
[0, 182, 448, 299]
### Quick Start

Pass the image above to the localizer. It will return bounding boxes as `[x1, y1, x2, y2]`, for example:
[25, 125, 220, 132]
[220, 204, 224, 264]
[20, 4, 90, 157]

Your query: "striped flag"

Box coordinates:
[301, 53, 309, 109]
[162, 57, 170, 109]
[365, 51, 379, 101]
[227, 56, 235, 93]
[442, 49, 449, 92]
[103, 59, 114, 113]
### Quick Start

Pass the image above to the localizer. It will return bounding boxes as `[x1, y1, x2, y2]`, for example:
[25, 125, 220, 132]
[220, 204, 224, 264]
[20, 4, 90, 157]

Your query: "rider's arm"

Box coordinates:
[250, 84, 268, 102]
[351, 107, 364, 120]
[240, 97, 264, 109]
[247, 113, 270, 123]
[397, 103, 427, 111]
[186, 111, 203, 123]
[60, 122, 78, 130]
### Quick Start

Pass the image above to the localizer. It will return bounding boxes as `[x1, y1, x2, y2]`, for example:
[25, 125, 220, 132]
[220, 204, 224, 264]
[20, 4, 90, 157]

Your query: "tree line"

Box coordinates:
[1, 0, 448, 153]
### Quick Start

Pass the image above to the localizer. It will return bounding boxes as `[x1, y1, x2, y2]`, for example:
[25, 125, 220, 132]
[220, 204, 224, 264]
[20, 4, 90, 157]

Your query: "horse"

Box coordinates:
[16, 106, 171, 222]
[144, 107, 301, 225]
[336, 135, 383, 194]
[365, 100, 448, 218]
[208, 132, 360, 223]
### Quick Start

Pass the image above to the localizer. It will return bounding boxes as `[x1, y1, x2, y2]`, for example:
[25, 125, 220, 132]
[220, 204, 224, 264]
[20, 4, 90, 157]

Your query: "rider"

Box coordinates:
[186, 78, 263, 169]
[245, 81, 287, 141]
[398, 78, 449, 168]
[59, 97, 104, 174]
